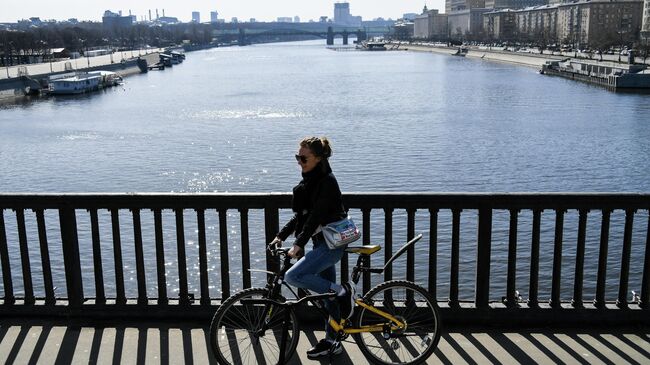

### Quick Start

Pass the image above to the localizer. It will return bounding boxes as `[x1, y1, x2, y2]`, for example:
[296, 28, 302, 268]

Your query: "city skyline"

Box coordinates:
[1, 0, 446, 23]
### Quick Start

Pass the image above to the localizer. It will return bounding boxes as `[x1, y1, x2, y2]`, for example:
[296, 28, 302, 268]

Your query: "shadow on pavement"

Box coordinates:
[0, 319, 647, 364]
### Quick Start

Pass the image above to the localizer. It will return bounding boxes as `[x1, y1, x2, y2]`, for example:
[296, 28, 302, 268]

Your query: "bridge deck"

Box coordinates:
[0, 319, 648, 364]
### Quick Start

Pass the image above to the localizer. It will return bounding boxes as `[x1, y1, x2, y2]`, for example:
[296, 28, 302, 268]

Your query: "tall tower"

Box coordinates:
[643, 0, 650, 40]
[334, 2, 351, 25]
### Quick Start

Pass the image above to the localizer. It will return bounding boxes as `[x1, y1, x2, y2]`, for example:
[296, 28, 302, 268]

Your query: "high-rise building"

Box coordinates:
[483, 0, 644, 46]
[333, 2, 362, 26]
[556, 0, 642, 47]
[294, 16, 301, 23]
[210, 11, 219, 23]
[334, 2, 351, 24]
[192, 11, 200, 23]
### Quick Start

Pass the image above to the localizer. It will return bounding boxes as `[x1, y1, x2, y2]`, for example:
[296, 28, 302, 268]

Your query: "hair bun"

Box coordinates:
[320, 137, 332, 158]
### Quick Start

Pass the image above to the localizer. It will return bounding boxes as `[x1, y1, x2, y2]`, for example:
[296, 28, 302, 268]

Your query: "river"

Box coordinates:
[1, 40, 649, 302]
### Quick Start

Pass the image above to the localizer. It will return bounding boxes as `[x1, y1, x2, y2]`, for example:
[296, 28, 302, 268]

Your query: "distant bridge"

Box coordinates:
[237, 27, 366, 45]
[213, 25, 389, 46]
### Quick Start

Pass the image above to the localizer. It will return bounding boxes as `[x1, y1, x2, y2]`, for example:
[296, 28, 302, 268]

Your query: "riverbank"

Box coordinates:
[0, 52, 162, 102]
[401, 44, 563, 68]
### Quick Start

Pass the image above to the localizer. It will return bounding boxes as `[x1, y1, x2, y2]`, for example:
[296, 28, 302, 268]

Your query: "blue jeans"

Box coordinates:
[284, 237, 345, 340]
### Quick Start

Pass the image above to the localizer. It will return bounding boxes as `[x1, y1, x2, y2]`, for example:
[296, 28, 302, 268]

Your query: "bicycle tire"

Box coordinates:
[209, 287, 300, 365]
[353, 280, 442, 365]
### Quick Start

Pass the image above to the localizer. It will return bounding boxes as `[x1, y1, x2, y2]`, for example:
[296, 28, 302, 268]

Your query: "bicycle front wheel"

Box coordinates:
[209, 287, 300, 365]
[353, 280, 441, 365]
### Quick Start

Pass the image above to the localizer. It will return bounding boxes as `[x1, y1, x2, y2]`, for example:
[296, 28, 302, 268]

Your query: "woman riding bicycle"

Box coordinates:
[268, 136, 355, 359]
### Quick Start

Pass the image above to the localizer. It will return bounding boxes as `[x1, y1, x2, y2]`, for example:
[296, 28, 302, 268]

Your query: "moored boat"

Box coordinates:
[541, 59, 650, 90]
[47, 71, 123, 95]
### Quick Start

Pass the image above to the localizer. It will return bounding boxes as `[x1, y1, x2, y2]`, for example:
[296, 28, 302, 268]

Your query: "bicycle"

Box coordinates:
[209, 234, 441, 365]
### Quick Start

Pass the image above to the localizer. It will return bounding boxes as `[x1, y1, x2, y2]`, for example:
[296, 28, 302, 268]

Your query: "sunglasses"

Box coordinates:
[295, 154, 309, 163]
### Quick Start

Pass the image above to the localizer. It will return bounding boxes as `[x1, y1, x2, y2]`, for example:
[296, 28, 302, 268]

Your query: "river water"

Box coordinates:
[1, 40, 649, 302]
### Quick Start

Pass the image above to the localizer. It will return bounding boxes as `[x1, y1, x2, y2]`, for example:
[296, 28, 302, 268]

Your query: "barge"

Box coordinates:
[47, 71, 123, 95]
[541, 59, 650, 90]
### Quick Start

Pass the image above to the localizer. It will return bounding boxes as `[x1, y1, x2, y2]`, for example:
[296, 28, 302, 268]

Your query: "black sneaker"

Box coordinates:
[306, 339, 342, 358]
[338, 282, 356, 320]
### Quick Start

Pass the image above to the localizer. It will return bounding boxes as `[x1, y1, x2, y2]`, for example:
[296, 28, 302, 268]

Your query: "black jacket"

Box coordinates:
[277, 161, 346, 248]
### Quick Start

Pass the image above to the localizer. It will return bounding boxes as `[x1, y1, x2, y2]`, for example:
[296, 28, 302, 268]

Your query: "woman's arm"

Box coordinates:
[277, 214, 298, 241]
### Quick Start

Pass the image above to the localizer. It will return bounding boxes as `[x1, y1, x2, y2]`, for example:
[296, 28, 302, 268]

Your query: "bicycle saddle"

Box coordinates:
[345, 245, 381, 255]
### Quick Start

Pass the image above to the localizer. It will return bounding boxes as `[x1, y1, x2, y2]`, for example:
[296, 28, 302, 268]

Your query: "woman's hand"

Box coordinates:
[267, 237, 283, 251]
[288, 244, 303, 258]
[267, 237, 283, 256]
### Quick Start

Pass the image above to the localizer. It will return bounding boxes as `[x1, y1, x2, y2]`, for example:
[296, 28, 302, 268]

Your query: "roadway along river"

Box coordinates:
[1, 40, 649, 302]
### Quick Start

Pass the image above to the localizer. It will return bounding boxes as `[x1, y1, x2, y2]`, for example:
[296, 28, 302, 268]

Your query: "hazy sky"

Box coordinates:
[2, 1, 447, 23]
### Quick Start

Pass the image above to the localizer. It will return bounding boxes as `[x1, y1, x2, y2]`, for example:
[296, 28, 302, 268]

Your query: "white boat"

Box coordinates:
[47, 71, 123, 95]
[48, 73, 102, 95]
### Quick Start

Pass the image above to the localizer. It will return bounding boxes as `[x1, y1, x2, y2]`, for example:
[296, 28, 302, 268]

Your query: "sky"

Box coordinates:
[1, 0, 447, 23]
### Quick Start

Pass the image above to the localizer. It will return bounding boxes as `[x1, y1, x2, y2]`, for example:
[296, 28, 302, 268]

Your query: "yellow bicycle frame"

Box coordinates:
[328, 298, 405, 334]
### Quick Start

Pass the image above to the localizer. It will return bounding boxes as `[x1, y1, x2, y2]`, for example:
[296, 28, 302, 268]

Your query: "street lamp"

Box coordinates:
[41, 41, 53, 73]
[6, 40, 14, 78]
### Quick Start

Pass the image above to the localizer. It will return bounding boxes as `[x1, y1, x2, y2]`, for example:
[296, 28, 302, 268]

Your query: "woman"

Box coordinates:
[268, 136, 354, 359]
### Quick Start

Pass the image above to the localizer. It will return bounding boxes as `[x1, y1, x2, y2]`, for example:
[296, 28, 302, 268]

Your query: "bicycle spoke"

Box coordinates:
[355, 282, 441, 365]
[211, 288, 300, 365]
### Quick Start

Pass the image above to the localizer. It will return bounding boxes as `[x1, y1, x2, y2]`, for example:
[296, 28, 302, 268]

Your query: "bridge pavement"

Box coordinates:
[0, 319, 648, 364]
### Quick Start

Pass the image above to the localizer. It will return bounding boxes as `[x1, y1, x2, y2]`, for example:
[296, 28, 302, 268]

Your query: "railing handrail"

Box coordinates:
[1, 192, 648, 209]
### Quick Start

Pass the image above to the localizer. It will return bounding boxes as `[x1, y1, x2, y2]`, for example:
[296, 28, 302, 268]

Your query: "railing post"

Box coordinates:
[15, 209, 34, 305]
[505, 209, 519, 308]
[175, 209, 189, 306]
[219, 209, 231, 299]
[406, 209, 416, 285]
[572, 209, 588, 308]
[111, 209, 126, 306]
[0, 209, 15, 305]
[449, 209, 461, 308]
[35, 209, 56, 305]
[595, 209, 611, 309]
[617, 209, 635, 308]
[196, 209, 210, 306]
[239, 209, 252, 289]
[641, 211, 650, 310]
[550, 209, 565, 309]
[59, 207, 84, 309]
[428, 209, 438, 299]
[264, 206, 280, 275]
[476, 207, 492, 309]
[132, 209, 147, 306]
[89, 209, 106, 305]
[384, 208, 394, 283]
[362, 208, 371, 294]
[528, 209, 542, 308]
[153, 209, 167, 305]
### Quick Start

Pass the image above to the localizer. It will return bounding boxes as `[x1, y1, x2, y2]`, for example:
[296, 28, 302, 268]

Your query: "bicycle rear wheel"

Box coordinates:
[353, 280, 441, 365]
[209, 287, 300, 365]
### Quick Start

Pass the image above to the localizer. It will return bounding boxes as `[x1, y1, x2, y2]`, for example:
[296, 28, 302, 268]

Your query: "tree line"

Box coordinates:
[1, 22, 219, 64]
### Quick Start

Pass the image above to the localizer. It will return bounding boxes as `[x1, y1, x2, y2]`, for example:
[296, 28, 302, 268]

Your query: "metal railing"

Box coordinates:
[0, 193, 648, 325]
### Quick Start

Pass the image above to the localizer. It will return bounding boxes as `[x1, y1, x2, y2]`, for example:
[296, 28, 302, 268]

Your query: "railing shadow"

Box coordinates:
[0, 320, 648, 364]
